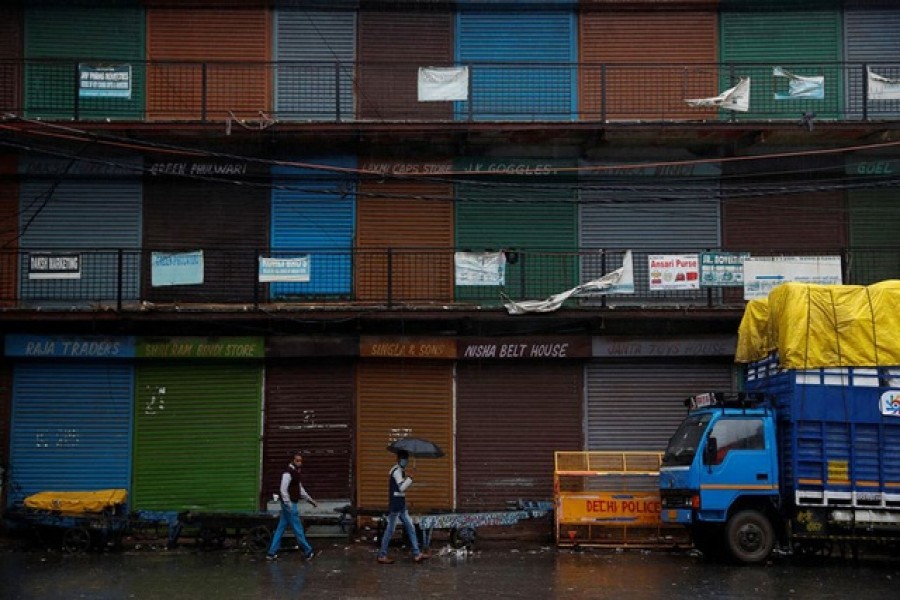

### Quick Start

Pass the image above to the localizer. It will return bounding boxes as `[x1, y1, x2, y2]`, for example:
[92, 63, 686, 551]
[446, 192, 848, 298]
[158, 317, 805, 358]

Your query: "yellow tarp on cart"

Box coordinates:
[24, 489, 128, 514]
[735, 280, 900, 369]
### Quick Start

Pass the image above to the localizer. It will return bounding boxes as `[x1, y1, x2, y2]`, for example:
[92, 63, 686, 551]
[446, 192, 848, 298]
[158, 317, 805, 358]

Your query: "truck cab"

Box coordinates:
[660, 392, 781, 563]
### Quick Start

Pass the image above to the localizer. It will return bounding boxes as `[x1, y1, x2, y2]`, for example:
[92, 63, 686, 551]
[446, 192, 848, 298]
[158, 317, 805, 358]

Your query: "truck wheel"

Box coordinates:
[725, 510, 774, 564]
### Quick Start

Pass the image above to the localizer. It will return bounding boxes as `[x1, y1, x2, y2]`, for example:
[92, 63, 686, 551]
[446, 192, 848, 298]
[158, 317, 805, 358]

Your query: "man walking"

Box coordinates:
[266, 451, 318, 561]
[377, 450, 430, 564]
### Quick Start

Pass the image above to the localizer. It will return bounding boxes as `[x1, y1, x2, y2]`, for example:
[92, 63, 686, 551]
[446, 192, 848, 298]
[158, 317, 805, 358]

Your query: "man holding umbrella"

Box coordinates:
[377, 449, 431, 564]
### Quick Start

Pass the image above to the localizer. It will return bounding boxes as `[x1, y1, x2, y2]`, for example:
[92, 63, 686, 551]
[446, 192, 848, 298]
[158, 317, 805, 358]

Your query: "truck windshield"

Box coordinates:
[662, 413, 712, 467]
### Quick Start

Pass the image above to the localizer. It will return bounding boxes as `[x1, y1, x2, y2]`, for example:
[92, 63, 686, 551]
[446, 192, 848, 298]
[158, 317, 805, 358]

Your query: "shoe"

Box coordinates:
[265, 554, 278, 561]
[305, 550, 317, 561]
[377, 556, 395, 564]
[414, 551, 431, 563]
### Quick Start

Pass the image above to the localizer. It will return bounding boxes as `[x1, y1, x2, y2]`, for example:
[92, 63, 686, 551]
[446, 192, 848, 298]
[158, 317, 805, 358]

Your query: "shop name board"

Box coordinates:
[79, 64, 131, 98]
[846, 160, 899, 175]
[459, 337, 590, 360]
[461, 162, 559, 176]
[558, 493, 663, 526]
[149, 162, 248, 176]
[5, 335, 135, 358]
[360, 337, 456, 359]
[28, 253, 81, 280]
[360, 162, 452, 174]
[137, 337, 264, 359]
[593, 336, 736, 358]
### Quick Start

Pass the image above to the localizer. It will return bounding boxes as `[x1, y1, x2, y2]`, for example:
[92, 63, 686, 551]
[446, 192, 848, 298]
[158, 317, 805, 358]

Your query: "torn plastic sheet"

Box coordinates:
[502, 251, 634, 315]
[685, 77, 750, 112]
[773, 67, 824, 100]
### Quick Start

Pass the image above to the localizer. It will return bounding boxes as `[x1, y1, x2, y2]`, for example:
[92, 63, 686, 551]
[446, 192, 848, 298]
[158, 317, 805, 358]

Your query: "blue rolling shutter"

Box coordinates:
[8, 362, 134, 506]
[270, 157, 356, 298]
[456, 8, 576, 121]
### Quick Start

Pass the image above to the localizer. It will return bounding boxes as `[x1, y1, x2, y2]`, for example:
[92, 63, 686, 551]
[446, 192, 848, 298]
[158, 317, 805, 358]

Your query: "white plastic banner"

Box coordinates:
[773, 67, 824, 100]
[503, 251, 634, 315]
[151, 251, 204, 287]
[418, 66, 469, 101]
[685, 77, 750, 112]
[742, 255, 842, 300]
[868, 67, 900, 101]
[455, 251, 506, 286]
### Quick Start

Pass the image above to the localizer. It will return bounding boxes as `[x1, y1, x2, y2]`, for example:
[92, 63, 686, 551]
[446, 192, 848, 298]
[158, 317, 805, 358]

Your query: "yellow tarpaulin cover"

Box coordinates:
[735, 280, 900, 369]
[24, 489, 127, 514]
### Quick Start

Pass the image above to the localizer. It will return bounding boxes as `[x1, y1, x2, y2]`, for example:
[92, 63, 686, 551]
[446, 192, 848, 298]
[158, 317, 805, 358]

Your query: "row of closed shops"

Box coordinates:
[0, 333, 736, 515]
[1, 2, 898, 120]
[1, 152, 895, 306]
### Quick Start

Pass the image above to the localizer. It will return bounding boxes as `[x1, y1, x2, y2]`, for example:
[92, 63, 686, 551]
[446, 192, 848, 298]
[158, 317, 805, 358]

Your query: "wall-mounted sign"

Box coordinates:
[137, 337, 264, 359]
[259, 256, 311, 282]
[5, 334, 135, 358]
[79, 63, 131, 99]
[455, 252, 506, 286]
[699, 252, 749, 288]
[742, 256, 842, 300]
[648, 254, 700, 291]
[458, 336, 591, 360]
[557, 493, 663, 527]
[360, 337, 456, 359]
[28, 253, 81, 280]
[151, 251, 204, 287]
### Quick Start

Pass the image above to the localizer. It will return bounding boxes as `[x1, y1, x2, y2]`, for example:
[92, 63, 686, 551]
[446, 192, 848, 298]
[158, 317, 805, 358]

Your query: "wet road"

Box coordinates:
[1, 541, 899, 600]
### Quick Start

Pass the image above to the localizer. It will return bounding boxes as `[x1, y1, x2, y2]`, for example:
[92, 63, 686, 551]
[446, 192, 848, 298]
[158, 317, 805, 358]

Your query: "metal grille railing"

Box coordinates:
[1, 247, 897, 311]
[2, 60, 900, 123]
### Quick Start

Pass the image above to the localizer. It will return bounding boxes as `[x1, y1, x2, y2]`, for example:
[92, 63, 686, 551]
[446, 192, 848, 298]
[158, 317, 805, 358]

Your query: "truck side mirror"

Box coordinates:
[703, 436, 718, 465]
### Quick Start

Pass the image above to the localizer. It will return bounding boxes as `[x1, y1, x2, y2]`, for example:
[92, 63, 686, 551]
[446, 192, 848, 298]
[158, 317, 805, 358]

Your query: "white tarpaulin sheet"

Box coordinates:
[502, 251, 634, 315]
[418, 66, 469, 101]
[868, 67, 900, 101]
[773, 67, 824, 100]
[685, 77, 750, 112]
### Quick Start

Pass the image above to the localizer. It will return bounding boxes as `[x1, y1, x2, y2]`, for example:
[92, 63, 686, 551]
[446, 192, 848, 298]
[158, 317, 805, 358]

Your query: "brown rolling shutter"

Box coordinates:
[356, 360, 454, 511]
[147, 7, 271, 120]
[356, 159, 454, 302]
[0, 7, 23, 116]
[0, 155, 17, 306]
[263, 360, 355, 505]
[357, 8, 453, 120]
[142, 168, 269, 304]
[579, 8, 717, 120]
[456, 362, 583, 511]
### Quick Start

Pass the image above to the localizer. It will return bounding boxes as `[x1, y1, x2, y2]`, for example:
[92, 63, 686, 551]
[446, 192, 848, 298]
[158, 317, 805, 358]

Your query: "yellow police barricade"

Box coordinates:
[554, 451, 689, 548]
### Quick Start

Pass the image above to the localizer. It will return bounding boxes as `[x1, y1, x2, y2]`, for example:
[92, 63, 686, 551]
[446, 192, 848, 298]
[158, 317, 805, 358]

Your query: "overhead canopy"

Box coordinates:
[735, 280, 900, 368]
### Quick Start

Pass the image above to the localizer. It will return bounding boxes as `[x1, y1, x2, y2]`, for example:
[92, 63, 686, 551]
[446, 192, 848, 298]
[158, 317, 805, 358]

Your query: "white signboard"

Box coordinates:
[258, 256, 311, 283]
[28, 253, 81, 280]
[648, 254, 700, 291]
[151, 251, 204, 287]
[455, 252, 506, 286]
[742, 256, 842, 300]
[699, 252, 749, 287]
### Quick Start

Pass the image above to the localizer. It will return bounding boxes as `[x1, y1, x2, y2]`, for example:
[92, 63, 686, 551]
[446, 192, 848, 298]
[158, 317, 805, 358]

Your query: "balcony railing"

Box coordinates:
[0, 247, 896, 312]
[2, 60, 899, 123]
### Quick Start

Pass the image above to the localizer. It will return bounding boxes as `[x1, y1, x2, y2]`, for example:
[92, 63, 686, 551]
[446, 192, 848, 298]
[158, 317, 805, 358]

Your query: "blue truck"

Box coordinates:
[659, 355, 900, 564]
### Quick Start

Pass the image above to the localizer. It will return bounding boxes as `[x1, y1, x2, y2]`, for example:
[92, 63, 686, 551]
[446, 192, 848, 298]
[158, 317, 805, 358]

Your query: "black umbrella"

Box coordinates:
[387, 437, 445, 458]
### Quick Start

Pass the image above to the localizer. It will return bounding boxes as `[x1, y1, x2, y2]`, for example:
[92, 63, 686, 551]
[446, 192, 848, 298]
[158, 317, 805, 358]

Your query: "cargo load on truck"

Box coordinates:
[660, 281, 900, 565]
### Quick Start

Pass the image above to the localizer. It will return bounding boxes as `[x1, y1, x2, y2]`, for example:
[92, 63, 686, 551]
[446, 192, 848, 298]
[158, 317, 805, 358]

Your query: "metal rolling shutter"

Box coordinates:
[9, 362, 134, 505]
[18, 157, 142, 306]
[356, 161, 454, 302]
[24, 4, 145, 120]
[357, 8, 453, 120]
[263, 360, 355, 503]
[456, 8, 576, 120]
[270, 158, 356, 298]
[356, 361, 454, 511]
[146, 7, 270, 121]
[0, 7, 23, 116]
[847, 189, 900, 284]
[579, 9, 718, 120]
[0, 155, 17, 306]
[454, 158, 578, 304]
[844, 3, 900, 118]
[143, 175, 267, 304]
[720, 7, 842, 120]
[586, 361, 735, 451]
[456, 362, 582, 511]
[132, 362, 263, 512]
[274, 9, 356, 121]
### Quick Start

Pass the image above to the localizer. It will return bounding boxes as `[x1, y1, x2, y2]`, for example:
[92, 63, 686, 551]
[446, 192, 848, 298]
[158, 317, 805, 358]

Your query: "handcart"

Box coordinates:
[415, 500, 553, 549]
[174, 510, 278, 551]
[4, 489, 130, 552]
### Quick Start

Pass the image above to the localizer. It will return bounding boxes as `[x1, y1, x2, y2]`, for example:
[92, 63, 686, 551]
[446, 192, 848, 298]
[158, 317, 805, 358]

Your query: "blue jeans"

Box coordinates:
[267, 502, 313, 556]
[377, 508, 420, 557]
